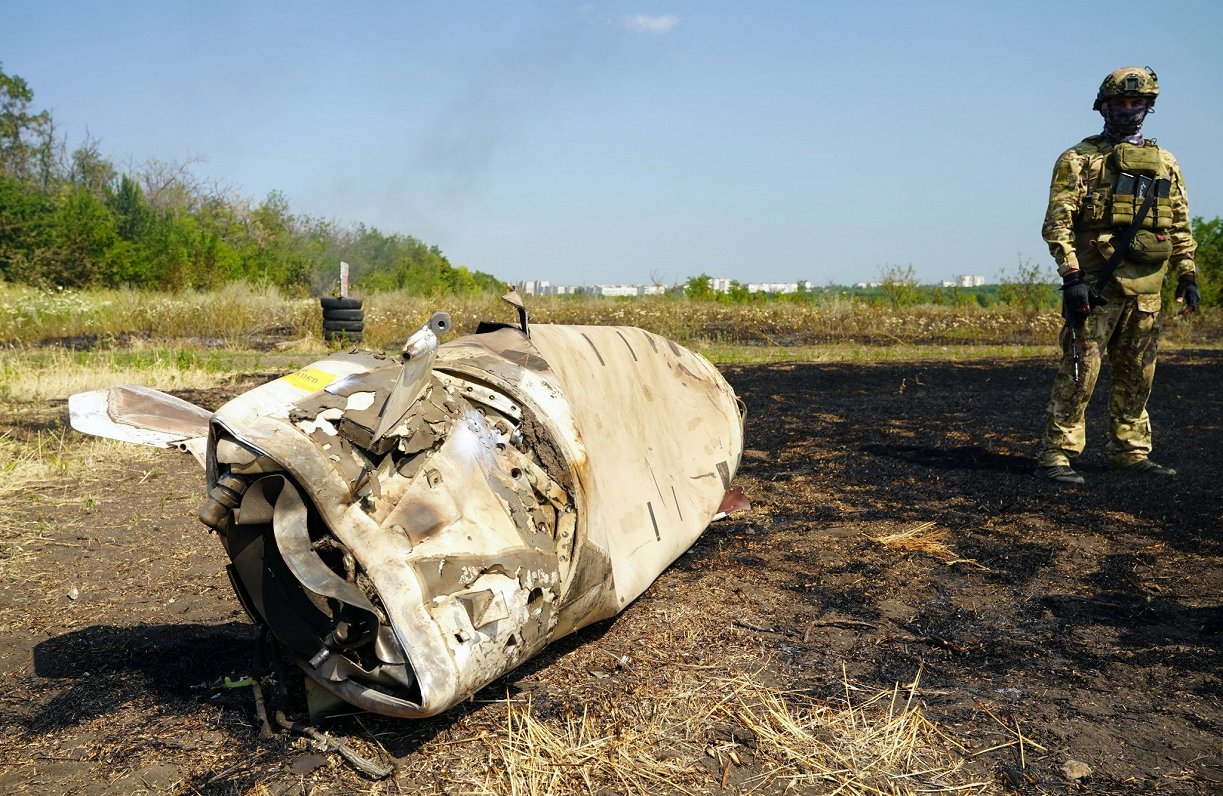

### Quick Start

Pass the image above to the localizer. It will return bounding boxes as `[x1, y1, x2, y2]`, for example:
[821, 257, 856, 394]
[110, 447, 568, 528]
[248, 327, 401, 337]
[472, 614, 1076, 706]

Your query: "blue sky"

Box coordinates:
[3, 1, 1221, 287]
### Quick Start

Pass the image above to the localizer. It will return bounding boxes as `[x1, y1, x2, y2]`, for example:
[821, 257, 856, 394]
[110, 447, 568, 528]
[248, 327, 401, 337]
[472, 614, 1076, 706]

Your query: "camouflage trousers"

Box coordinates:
[1037, 288, 1163, 468]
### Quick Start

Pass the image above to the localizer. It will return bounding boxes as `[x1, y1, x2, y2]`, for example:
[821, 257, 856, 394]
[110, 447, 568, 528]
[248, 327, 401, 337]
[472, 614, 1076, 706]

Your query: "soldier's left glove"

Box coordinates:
[1175, 273, 1201, 313]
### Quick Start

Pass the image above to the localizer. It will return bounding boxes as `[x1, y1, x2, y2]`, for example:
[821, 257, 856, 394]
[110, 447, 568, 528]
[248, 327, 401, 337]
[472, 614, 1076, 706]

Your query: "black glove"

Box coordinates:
[1061, 271, 1092, 321]
[1175, 273, 1201, 313]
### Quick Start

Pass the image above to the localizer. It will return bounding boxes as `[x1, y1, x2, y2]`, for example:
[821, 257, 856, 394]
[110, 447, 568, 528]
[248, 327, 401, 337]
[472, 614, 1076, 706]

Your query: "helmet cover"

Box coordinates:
[1093, 66, 1159, 111]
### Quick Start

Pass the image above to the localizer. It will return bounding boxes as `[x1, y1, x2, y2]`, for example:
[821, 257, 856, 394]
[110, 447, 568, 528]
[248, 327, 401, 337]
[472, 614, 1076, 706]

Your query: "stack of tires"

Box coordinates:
[321, 296, 364, 344]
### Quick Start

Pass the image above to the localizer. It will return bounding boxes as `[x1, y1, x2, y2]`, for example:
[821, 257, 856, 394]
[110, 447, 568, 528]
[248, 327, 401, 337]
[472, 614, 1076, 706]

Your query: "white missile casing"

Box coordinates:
[70, 319, 745, 718]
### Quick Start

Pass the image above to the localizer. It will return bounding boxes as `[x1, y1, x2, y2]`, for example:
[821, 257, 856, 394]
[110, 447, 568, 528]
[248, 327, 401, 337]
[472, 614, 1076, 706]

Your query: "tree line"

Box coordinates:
[0, 65, 502, 295]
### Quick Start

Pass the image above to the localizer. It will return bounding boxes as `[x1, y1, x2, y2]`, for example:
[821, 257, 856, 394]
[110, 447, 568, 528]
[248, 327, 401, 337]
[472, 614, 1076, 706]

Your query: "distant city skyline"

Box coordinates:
[3, 2, 1220, 286]
[517, 273, 990, 297]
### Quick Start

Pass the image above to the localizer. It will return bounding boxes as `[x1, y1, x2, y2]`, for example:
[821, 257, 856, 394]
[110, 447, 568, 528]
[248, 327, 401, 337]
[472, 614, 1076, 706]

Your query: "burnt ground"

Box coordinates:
[0, 349, 1220, 794]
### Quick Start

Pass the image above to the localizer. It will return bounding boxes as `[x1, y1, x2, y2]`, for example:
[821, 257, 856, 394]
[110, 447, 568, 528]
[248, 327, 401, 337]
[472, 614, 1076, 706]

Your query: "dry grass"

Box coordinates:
[415, 666, 994, 796]
[0, 425, 159, 572]
[0, 282, 316, 346]
[698, 342, 1056, 365]
[873, 523, 957, 560]
[872, 522, 986, 570]
[0, 343, 236, 563]
[6, 283, 1220, 352]
[368, 294, 1065, 350]
[0, 347, 247, 404]
[0, 427, 155, 502]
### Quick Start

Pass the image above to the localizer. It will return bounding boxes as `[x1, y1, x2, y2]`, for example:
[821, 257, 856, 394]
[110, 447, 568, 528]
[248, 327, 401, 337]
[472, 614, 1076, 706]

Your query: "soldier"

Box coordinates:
[1035, 66, 1199, 485]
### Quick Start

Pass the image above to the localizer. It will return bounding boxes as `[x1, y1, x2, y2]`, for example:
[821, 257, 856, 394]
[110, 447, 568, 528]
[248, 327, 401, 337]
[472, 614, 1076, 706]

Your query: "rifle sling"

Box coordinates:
[1097, 182, 1160, 288]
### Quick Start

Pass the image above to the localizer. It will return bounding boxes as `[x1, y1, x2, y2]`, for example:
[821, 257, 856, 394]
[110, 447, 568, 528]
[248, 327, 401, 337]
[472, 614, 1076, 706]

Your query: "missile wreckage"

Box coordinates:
[69, 298, 746, 718]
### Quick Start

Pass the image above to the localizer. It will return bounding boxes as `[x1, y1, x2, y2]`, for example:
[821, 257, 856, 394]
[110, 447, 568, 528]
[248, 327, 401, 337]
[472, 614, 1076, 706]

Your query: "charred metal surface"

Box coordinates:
[68, 313, 745, 719]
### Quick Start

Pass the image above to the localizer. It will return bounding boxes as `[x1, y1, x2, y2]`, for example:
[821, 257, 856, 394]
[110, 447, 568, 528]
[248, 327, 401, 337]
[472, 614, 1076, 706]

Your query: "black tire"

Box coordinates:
[322, 308, 365, 322]
[320, 296, 363, 310]
[323, 320, 364, 332]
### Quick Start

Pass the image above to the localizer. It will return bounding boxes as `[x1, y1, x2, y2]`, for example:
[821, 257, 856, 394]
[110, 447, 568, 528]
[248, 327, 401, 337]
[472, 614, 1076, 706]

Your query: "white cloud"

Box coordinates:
[619, 14, 680, 35]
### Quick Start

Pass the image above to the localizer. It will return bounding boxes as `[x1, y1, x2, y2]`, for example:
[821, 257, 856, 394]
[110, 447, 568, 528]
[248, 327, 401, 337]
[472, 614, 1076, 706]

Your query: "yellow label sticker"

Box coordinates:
[280, 367, 336, 393]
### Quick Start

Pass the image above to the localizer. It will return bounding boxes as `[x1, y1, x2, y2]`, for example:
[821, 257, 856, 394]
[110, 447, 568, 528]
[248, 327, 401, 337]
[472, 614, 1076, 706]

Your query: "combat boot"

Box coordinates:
[1114, 459, 1177, 476]
[1035, 465, 1085, 485]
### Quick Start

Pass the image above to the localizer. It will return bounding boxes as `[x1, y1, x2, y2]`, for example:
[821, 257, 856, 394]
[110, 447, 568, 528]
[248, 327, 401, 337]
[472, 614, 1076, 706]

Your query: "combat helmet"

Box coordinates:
[1093, 66, 1159, 110]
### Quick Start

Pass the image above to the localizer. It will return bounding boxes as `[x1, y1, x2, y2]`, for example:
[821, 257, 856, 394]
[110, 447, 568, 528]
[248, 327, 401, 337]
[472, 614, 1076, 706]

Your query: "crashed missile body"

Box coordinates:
[69, 317, 745, 717]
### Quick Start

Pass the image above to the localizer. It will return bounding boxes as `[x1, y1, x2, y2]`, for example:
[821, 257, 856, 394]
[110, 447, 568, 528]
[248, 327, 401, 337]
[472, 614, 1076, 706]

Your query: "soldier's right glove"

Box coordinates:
[1175, 273, 1201, 313]
[1061, 272, 1092, 321]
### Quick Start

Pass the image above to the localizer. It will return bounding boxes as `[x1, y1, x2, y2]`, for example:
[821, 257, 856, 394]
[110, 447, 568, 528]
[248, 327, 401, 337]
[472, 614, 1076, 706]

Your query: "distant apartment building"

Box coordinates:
[595, 284, 641, 297]
[746, 281, 814, 294]
[519, 280, 551, 296]
[940, 275, 986, 288]
[517, 280, 668, 297]
[518, 277, 839, 297]
[592, 284, 667, 296]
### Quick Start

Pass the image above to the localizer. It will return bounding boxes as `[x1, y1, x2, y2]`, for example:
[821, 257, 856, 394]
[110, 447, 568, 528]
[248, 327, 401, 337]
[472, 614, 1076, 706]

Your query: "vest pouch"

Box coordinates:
[1094, 231, 1118, 263]
[1082, 187, 1110, 225]
[1111, 142, 1163, 176]
[1109, 194, 1135, 227]
[1127, 228, 1172, 266]
[1146, 196, 1173, 230]
[1114, 261, 1168, 296]
[1114, 229, 1171, 296]
[1093, 230, 1171, 296]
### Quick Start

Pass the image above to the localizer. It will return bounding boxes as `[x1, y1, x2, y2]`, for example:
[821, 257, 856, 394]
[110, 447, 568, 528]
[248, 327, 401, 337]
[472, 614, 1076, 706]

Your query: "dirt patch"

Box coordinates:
[0, 350, 1219, 794]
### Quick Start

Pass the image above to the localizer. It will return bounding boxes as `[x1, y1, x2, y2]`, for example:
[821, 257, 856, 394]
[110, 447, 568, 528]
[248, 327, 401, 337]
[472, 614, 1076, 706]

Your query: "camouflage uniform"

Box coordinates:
[1037, 84, 1196, 469]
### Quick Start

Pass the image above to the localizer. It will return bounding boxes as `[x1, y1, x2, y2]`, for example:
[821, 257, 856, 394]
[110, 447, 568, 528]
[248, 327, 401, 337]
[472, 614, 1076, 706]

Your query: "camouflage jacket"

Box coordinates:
[1041, 135, 1196, 278]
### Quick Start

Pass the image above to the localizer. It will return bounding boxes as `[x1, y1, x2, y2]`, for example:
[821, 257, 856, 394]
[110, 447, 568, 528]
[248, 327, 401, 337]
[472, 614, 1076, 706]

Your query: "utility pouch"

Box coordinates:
[1127, 228, 1173, 265]
[1082, 187, 1111, 225]
[1096, 230, 1171, 296]
[1109, 179, 1173, 230]
[1112, 143, 1163, 175]
[1110, 176, 1136, 227]
[1148, 178, 1172, 230]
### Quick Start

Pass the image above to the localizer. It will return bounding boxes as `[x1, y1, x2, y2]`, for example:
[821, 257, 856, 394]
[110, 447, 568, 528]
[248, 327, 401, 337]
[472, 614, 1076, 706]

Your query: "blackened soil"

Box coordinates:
[713, 349, 1222, 794]
[0, 350, 1219, 794]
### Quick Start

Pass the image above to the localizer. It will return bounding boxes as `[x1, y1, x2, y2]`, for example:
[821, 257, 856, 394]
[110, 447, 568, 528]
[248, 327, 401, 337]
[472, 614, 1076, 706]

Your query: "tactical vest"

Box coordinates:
[1079, 139, 1174, 294]
[1079, 140, 1174, 230]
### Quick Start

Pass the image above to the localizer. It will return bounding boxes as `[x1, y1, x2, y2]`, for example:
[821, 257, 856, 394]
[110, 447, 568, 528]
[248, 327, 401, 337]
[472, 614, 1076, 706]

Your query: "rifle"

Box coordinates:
[1067, 322, 1081, 383]
[1063, 172, 1169, 383]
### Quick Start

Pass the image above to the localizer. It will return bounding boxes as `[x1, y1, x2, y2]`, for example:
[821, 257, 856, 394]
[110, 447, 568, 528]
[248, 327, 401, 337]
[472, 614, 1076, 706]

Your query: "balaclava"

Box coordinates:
[1101, 100, 1150, 145]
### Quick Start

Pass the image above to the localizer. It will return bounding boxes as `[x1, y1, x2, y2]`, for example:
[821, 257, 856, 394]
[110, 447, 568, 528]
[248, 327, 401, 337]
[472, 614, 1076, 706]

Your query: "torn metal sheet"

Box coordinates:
[68, 384, 212, 464]
[68, 309, 747, 718]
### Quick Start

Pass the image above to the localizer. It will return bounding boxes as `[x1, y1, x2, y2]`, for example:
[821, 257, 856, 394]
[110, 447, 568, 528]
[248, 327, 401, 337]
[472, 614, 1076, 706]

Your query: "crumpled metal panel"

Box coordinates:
[67, 385, 213, 464]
